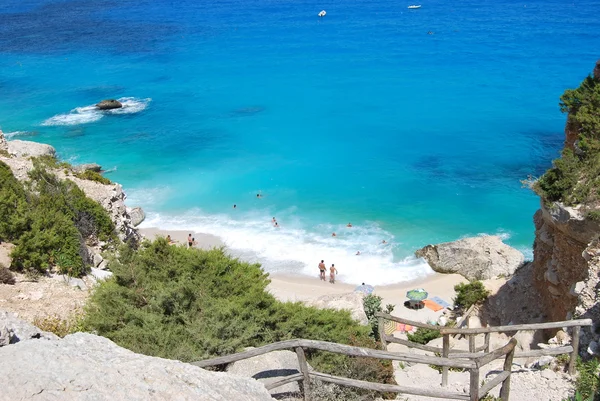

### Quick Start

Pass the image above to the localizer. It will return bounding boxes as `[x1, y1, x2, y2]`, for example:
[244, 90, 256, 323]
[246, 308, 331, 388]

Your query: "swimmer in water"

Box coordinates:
[332, 232, 337, 237]
[356, 251, 361, 256]
[256, 193, 263, 198]
[382, 240, 387, 244]
[275, 222, 280, 228]
[233, 204, 237, 209]
[347, 223, 352, 228]
[272, 217, 277, 224]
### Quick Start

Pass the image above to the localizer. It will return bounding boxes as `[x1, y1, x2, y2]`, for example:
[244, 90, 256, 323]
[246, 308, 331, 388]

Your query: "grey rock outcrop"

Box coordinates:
[415, 235, 524, 281]
[306, 292, 368, 325]
[129, 206, 146, 227]
[0, 310, 59, 346]
[7, 139, 56, 158]
[227, 349, 306, 399]
[73, 163, 102, 173]
[96, 99, 123, 110]
[0, 330, 274, 400]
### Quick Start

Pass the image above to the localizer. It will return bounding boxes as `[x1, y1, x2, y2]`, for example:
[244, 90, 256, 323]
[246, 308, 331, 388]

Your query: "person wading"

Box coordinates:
[318, 260, 326, 281]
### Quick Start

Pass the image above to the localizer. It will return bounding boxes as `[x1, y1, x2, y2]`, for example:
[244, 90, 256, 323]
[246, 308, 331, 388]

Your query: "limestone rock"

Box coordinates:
[0, 129, 7, 151]
[306, 292, 368, 325]
[93, 253, 103, 267]
[7, 139, 56, 158]
[89, 268, 113, 281]
[0, 310, 59, 346]
[129, 206, 146, 227]
[96, 99, 122, 110]
[73, 163, 102, 173]
[0, 332, 275, 400]
[415, 236, 524, 281]
[227, 349, 305, 398]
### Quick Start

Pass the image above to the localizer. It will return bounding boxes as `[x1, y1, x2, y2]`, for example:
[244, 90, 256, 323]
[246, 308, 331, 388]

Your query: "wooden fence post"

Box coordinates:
[499, 340, 515, 401]
[295, 347, 311, 401]
[468, 334, 476, 353]
[469, 367, 479, 401]
[568, 326, 581, 375]
[484, 332, 491, 353]
[442, 334, 450, 387]
[378, 316, 387, 349]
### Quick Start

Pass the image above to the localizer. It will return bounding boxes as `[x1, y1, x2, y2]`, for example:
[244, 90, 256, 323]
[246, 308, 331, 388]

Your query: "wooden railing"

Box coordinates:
[191, 337, 517, 401]
[376, 312, 593, 386]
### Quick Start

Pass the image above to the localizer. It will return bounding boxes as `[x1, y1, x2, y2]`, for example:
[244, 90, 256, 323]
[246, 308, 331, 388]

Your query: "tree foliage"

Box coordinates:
[535, 72, 600, 206]
[84, 240, 396, 398]
[453, 281, 490, 310]
[0, 160, 116, 276]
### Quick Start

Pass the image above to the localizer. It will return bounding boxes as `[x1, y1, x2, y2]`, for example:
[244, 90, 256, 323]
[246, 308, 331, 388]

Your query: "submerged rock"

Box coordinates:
[96, 99, 122, 110]
[415, 235, 524, 281]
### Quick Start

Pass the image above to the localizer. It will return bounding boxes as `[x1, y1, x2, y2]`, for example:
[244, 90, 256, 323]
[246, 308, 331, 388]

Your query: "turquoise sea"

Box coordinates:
[1, 0, 599, 284]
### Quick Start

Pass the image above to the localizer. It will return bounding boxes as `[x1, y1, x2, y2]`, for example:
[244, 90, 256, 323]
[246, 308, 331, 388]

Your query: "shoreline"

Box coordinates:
[139, 227, 467, 322]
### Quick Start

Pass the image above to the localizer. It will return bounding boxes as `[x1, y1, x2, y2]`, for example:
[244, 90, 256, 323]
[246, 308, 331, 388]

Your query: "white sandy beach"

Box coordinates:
[139, 227, 467, 324]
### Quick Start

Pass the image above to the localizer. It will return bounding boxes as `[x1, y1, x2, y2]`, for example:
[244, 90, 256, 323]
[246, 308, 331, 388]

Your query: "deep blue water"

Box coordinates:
[1, 0, 598, 284]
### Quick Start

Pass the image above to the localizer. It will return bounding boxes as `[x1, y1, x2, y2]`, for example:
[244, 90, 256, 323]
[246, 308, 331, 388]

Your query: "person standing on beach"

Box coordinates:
[188, 234, 193, 248]
[318, 260, 326, 281]
[329, 264, 338, 284]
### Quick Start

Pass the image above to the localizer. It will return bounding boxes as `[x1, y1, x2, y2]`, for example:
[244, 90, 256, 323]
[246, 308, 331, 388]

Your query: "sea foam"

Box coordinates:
[41, 97, 151, 126]
[140, 208, 433, 286]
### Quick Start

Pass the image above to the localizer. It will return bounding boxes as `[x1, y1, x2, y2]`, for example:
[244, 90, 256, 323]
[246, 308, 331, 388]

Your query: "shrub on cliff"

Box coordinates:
[0, 161, 30, 241]
[1, 160, 116, 276]
[75, 170, 111, 185]
[453, 281, 490, 310]
[84, 240, 395, 398]
[535, 69, 600, 206]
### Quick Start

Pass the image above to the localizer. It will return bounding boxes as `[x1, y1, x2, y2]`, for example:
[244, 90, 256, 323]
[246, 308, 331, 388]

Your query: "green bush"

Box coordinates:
[0, 161, 30, 242]
[575, 357, 600, 401]
[0, 160, 116, 276]
[535, 71, 600, 205]
[84, 240, 396, 398]
[363, 294, 394, 340]
[75, 170, 111, 185]
[33, 155, 71, 170]
[453, 281, 490, 310]
[407, 327, 441, 345]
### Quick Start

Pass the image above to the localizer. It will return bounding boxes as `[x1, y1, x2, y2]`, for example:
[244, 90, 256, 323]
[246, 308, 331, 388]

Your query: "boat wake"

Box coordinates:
[41, 97, 151, 126]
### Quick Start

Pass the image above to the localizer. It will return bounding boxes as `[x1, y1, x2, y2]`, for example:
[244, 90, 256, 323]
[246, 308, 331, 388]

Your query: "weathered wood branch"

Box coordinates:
[479, 371, 510, 396]
[309, 371, 470, 400]
[475, 339, 517, 368]
[440, 319, 592, 335]
[375, 313, 441, 330]
[192, 338, 476, 369]
[264, 373, 303, 390]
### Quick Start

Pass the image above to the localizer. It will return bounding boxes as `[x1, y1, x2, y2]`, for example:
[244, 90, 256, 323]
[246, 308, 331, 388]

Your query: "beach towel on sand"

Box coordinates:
[423, 299, 444, 312]
[431, 296, 451, 308]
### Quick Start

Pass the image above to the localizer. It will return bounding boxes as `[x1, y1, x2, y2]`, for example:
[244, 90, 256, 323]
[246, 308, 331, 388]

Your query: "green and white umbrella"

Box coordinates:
[406, 288, 428, 301]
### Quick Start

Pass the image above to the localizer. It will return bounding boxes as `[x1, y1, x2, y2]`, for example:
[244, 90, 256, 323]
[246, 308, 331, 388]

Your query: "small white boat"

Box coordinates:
[408, 5, 421, 9]
[318, 10, 326, 17]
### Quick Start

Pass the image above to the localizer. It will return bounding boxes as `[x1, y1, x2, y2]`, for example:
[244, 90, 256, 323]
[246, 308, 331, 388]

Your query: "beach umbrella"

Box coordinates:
[354, 284, 375, 295]
[406, 288, 428, 301]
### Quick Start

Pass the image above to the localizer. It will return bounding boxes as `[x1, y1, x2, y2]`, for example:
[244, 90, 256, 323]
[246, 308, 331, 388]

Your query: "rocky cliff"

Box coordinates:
[530, 60, 600, 353]
[0, 130, 142, 244]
